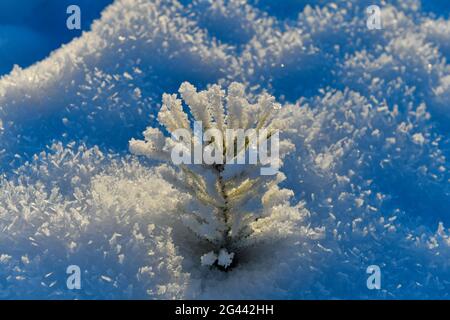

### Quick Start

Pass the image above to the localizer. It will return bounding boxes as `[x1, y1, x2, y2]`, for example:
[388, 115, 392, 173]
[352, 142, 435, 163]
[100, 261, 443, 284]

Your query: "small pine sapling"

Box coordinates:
[130, 82, 297, 270]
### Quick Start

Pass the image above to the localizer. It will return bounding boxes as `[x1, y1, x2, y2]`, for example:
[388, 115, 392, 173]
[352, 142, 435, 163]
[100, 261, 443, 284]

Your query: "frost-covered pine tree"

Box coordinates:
[130, 82, 298, 269]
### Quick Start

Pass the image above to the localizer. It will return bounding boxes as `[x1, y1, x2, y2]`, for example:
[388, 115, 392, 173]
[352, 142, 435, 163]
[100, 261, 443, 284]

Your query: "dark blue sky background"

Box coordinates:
[0, 0, 113, 75]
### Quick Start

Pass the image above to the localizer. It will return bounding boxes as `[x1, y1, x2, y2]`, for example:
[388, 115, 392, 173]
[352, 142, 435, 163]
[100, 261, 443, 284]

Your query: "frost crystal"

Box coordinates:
[200, 251, 218, 267]
[217, 249, 235, 269]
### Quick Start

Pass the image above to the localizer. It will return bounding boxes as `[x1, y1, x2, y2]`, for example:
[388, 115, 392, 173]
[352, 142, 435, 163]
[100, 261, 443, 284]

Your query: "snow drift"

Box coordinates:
[0, 0, 448, 299]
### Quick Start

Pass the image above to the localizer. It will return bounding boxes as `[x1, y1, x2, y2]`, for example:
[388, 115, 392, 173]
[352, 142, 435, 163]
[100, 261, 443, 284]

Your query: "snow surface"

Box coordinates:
[0, 0, 449, 299]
